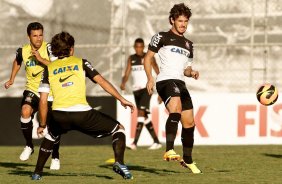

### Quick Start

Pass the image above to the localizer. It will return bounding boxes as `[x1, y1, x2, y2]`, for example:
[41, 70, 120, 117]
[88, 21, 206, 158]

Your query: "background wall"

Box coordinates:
[0, 0, 281, 145]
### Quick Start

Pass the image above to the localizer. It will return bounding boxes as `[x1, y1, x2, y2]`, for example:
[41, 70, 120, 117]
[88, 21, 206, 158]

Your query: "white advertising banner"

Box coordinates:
[117, 93, 282, 146]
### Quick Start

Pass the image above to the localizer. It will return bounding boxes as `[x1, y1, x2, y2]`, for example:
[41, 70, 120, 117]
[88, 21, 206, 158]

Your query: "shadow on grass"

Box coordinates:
[8, 170, 113, 179]
[0, 162, 32, 170]
[100, 163, 180, 176]
[0, 162, 113, 180]
[263, 153, 282, 159]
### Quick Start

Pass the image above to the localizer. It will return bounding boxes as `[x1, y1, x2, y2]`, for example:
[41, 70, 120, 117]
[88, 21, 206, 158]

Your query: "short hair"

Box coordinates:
[27, 22, 44, 36]
[134, 38, 144, 45]
[51, 31, 75, 58]
[169, 3, 192, 25]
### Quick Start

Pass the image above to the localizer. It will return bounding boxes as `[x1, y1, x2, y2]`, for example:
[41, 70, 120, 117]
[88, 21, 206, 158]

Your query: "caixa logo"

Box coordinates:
[53, 65, 79, 75]
[150, 33, 162, 48]
[26, 59, 38, 67]
[171, 47, 190, 57]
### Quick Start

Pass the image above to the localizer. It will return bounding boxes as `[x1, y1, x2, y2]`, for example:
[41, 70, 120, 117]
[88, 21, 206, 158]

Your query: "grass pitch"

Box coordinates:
[0, 145, 281, 184]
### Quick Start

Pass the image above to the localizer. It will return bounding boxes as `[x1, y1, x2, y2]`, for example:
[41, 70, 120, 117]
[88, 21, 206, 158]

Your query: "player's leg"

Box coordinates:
[112, 125, 133, 179]
[145, 112, 162, 149]
[163, 97, 182, 160]
[32, 135, 56, 180]
[139, 89, 161, 149]
[47, 102, 61, 170]
[19, 90, 39, 161]
[129, 109, 145, 150]
[76, 109, 133, 179]
[179, 110, 201, 173]
[50, 136, 61, 170]
[180, 109, 195, 163]
[32, 110, 65, 180]
[179, 88, 202, 173]
[127, 90, 143, 150]
[156, 80, 182, 161]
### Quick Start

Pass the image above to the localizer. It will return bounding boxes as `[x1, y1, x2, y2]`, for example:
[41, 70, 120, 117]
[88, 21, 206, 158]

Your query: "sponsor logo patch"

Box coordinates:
[62, 82, 74, 87]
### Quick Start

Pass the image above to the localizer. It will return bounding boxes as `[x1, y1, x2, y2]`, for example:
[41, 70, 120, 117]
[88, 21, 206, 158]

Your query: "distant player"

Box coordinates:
[144, 3, 202, 173]
[31, 31, 134, 180]
[120, 38, 162, 150]
[4, 22, 60, 169]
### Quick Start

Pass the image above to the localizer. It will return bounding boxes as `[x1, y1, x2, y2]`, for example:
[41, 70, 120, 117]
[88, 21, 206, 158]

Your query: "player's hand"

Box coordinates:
[191, 70, 199, 80]
[146, 79, 155, 95]
[31, 49, 43, 62]
[120, 99, 135, 113]
[4, 80, 13, 89]
[120, 83, 125, 90]
[37, 127, 45, 137]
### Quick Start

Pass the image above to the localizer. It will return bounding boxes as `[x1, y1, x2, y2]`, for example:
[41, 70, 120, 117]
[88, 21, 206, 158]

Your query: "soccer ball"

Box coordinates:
[256, 84, 278, 106]
[32, 112, 48, 139]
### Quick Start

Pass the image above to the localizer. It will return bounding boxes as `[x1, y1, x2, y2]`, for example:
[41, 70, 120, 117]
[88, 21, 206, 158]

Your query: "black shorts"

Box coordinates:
[21, 90, 39, 112]
[133, 88, 151, 113]
[48, 109, 120, 139]
[156, 79, 193, 110]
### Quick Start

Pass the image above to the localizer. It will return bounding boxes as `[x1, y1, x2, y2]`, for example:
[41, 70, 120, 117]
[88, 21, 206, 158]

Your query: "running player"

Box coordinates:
[31, 31, 134, 180]
[4, 22, 60, 169]
[144, 3, 202, 173]
[120, 38, 161, 150]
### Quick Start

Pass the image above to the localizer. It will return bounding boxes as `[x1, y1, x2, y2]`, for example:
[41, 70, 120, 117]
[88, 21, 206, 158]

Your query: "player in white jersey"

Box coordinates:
[120, 38, 161, 150]
[144, 3, 202, 174]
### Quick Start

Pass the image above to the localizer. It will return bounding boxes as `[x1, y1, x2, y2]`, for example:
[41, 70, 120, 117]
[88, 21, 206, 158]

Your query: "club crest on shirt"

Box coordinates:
[25, 96, 32, 103]
[174, 86, 180, 94]
[185, 41, 190, 50]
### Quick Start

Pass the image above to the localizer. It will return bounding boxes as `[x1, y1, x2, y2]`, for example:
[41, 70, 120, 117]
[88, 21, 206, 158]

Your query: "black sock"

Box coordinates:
[182, 126, 195, 164]
[51, 136, 60, 159]
[133, 122, 143, 145]
[112, 131, 126, 164]
[34, 138, 54, 175]
[166, 113, 181, 151]
[20, 119, 33, 149]
[145, 122, 160, 143]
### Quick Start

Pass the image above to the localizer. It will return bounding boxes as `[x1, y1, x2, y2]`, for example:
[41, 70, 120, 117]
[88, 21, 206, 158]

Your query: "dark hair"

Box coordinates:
[169, 3, 192, 25]
[27, 22, 44, 36]
[134, 38, 144, 45]
[51, 31, 75, 58]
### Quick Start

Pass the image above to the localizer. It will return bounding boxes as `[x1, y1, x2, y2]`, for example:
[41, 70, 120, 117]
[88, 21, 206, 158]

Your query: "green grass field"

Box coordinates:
[0, 145, 281, 184]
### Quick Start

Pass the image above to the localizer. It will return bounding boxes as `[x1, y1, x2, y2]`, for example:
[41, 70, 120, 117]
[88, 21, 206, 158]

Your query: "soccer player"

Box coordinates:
[31, 31, 134, 180]
[4, 22, 60, 169]
[120, 38, 162, 150]
[144, 3, 202, 173]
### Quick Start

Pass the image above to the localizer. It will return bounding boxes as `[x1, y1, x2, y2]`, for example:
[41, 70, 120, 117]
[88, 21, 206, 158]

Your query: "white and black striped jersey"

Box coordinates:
[148, 30, 193, 82]
[130, 53, 147, 91]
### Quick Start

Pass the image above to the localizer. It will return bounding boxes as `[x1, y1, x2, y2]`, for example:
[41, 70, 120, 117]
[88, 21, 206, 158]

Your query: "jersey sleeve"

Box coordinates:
[38, 67, 50, 93]
[46, 43, 58, 62]
[15, 47, 23, 65]
[148, 32, 164, 53]
[82, 59, 100, 82]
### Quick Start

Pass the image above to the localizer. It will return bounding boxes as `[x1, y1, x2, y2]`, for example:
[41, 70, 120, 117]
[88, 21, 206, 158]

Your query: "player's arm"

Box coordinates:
[183, 41, 198, 80]
[120, 57, 132, 90]
[151, 56, 159, 75]
[38, 68, 50, 134]
[31, 43, 55, 66]
[31, 49, 51, 66]
[184, 66, 199, 80]
[4, 48, 22, 89]
[144, 50, 156, 95]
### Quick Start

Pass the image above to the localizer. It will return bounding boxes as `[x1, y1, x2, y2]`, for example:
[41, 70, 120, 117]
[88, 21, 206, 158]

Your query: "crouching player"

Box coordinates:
[31, 31, 134, 180]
